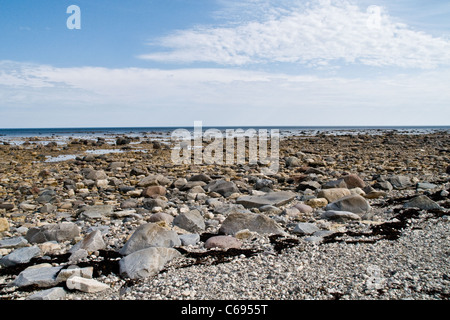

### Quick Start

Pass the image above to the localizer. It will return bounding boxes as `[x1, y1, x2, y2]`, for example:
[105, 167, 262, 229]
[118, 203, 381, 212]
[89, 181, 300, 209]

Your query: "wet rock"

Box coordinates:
[236, 191, 296, 209]
[173, 210, 205, 233]
[25, 222, 80, 244]
[119, 247, 181, 280]
[204, 235, 242, 249]
[325, 194, 371, 214]
[317, 188, 351, 203]
[403, 195, 442, 210]
[219, 212, 286, 236]
[119, 223, 181, 256]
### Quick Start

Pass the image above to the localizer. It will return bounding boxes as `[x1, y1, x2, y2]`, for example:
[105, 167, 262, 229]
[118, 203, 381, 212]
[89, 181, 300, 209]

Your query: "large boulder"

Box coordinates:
[173, 210, 205, 233]
[119, 247, 181, 279]
[119, 223, 181, 256]
[403, 195, 442, 210]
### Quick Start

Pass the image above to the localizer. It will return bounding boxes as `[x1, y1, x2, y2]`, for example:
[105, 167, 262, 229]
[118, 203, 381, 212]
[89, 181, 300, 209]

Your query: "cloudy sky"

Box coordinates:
[0, 0, 449, 128]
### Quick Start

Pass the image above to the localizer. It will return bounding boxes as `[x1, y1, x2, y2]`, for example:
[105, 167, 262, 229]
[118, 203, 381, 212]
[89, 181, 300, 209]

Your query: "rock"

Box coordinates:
[373, 181, 393, 192]
[116, 137, 131, 145]
[66, 276, 109, 293]
[317, 188, 351, 203]
[403, 195, 442, 210]
[321, 210, 362, 222]
[27, 287, 67, 300]
[285, 156, 302, 167]
[297, 181, 321, 191]
[19, 202, 37, 211]
[188, 174, 212, 182]
[56, 267, 93, 283]
[149, 212, 174, 225]
[25, 222, 80, 244]
[86, 170, 108, 181]
[342, 174, 366, 189]
[219, 212, 286, 236]
[205, 180, 239, 197]
[143, 198, 168, 210]
[79, 205, 114, 220]
[388, 175, 413, 190]
[364, 191, 387, 199]
[254, 179, 274, 191]
[172, 178, 188, 189]
[119, 223, 181, 256]
[0, 218, 9, 232]
[138, 174, 171, 187]
[119, 247, 181, 280]
[204, 235, 242, 249]
[325, 194, 371, 214]
[416, 182, 437, 190]
[236, 191, 296, 209]
[179, 233, 200, 246]
[12, 265, 63, 288]
[142, 186, 167, 198]
[0, 236, 28, 249]
[39, 203, 57, 214]
[259, 205, 283, 215]
[0, 246, 41, 267]
[305, 198, 328, 208]
[68, 249, 89, 263]
[293, 203, 314, 214]
[0, 203, 15, 211]
[70, 230, 106, 254]
[36, 189, 56, 204]
[173, 210, 205, 233]
[322, 179, 348, 189]
[447, 165, 450, 174]
[292, 223, 320, 235]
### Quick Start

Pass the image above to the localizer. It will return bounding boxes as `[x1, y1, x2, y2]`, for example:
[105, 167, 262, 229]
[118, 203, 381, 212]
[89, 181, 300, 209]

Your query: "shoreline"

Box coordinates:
[0, 130, 449, 300]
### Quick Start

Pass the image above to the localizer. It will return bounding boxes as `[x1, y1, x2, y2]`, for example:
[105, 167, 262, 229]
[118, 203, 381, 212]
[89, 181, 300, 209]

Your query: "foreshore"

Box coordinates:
[0, 129, 449, 300]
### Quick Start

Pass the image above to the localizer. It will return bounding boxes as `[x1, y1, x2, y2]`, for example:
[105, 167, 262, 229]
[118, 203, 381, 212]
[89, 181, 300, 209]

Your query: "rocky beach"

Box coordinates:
[0, 128, 449, 300]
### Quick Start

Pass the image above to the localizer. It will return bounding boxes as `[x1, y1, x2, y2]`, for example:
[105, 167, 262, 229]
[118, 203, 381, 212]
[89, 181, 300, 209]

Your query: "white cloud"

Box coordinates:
[139, 0, 450, 69]
[1, 60, 450, 127]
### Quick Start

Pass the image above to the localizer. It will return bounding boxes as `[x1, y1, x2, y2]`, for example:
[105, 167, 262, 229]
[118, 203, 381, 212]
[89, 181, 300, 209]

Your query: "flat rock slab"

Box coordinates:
[13, 265, 63, 288]
[325, 194, 371, 214]
[236, 191, 297, 208]
[403, 195, 442, 210]
[0, 246, 41, 267]
[204, 236, 242, 249]
[26, 287, 67, 300]
[66, 276, 109, 293]
[25, 222, 80, 244]
[321, 210, 362, 222]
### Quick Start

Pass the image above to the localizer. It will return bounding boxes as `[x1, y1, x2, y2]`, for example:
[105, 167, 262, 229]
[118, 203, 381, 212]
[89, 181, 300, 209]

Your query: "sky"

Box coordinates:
[0, 0, 449, 128]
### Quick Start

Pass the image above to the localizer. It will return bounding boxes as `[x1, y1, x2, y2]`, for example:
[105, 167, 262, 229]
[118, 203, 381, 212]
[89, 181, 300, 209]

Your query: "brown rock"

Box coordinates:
[317, 188, 351, 203]
[204, 236, 242, 249]
[142, 186, 166, 198]
[342, 174, 366, 189]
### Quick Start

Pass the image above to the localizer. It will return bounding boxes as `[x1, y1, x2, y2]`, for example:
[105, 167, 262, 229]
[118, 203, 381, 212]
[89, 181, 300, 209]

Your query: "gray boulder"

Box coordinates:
[403, 195, 442, 210]
[25, 222, 80, 244]
[173, 210, 205, 233]
[119, 223, 181, 256]
[325, 194, 371, 214]
[0, 246, 41, 267]
[12, 265, 63, 288]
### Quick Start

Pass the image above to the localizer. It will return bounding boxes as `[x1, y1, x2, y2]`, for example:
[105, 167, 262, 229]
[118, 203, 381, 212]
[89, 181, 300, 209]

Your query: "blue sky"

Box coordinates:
[0, 0, 449, 128]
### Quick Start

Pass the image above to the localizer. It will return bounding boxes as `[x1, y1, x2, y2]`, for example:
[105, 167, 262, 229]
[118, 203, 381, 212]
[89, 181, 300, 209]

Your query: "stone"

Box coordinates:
[447, 165, 450, 174]
[297, 181, 321, 191]
[25, 222, 80, 244]
[142, 186, 167, 198]
[0, 218, 9, 232]
[39, 203, 57, 214]
[173, 210, 205, 233]
[322, 179, 348, 189]
[236, 191, 296, 209]
[364, 191, 387, 199]
[66, 276, 109, 293]
[285, 156, 302, 167]
[317, 188, 351, 203]
[0, 203, 15, 211]
[342, 174, 366, 189]
[321, 210, 362, 222]
[325, 194, 371, 214]
[292, 223, 320, 235]
[172, 178, 188, 189]
[416, 182, 437, 190]
[293, 203, 314, 214]
[149, 212, 174, 225]
[388, 175, 413, 190]
[403, 195, 442, 210]
[70, 230, 106, 253]
[86, 170, 108, 181]
[179, 233, 200, 246]
[189, 173, 212, 182]
[0, 246, 41, 267]
[12, 265, 63, 288]
[143, 198, 168, 210]
[219, 212, 286, 236]
[0, 236, 28, 249]
[205, 180, 239, 197]
[305, 198, 328, 208]
[79, 205, 114, 220]
[119, 223, 181, 256]
[56, 267, 93, 283]
[119, 247, 181, 280]
[259, 205, 283, 215]
[27, 287, 67, 300]
[138, 174, 171, 187]
[204, 235, 242, 249]
[116, 137, 131, 145]
[254, 179, 274, 190]
[373, 181, 393, 192]
[19, 202, 37, 211]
